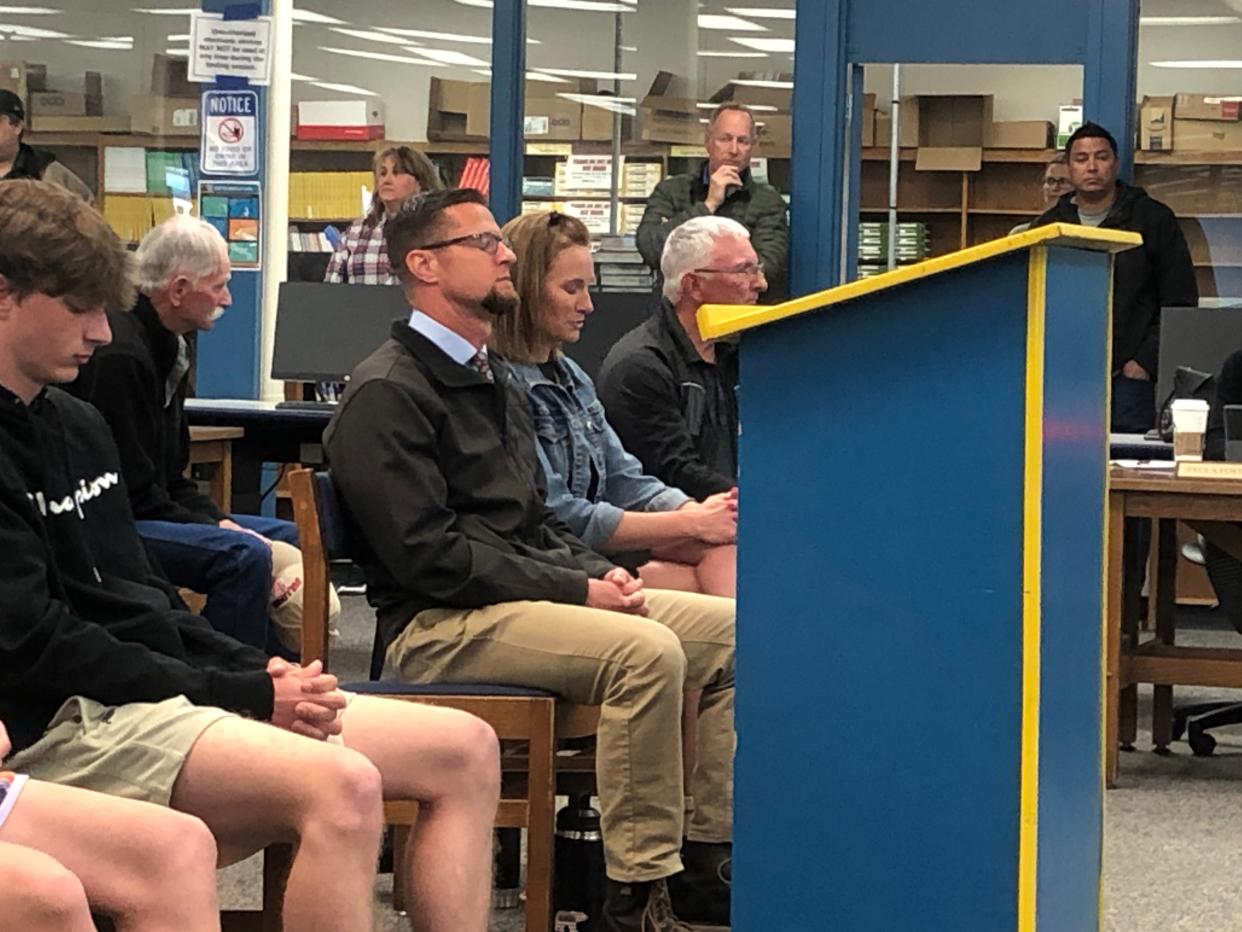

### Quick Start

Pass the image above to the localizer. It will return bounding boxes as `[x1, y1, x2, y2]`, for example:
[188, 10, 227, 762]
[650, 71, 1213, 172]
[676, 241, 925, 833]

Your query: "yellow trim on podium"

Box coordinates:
[1018, 247, 1047, 932]
[697, 223, 1142, 340]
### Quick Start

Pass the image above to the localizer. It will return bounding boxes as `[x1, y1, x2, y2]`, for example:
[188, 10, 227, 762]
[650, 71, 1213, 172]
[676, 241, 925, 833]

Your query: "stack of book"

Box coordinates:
[288, 172, 372, 221]
[595, 234, 654, 292]
[857, 221, 930, 277]
[287, 227, 335, 253]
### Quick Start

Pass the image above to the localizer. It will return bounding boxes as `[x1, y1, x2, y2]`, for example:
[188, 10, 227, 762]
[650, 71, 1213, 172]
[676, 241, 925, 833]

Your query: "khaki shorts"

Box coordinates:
[5, 695, 234, 806]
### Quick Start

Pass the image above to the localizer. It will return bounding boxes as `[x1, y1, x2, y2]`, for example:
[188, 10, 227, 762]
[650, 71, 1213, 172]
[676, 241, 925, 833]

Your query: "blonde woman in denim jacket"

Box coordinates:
[492, 211, 737, 598]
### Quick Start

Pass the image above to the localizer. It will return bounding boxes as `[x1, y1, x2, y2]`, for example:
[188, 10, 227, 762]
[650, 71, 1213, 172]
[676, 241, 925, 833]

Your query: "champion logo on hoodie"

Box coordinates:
[26, 471, 121, 518]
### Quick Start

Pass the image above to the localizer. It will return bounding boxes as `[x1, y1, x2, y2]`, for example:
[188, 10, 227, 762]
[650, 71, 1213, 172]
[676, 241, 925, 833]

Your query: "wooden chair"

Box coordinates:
[287, 467, 600, 931]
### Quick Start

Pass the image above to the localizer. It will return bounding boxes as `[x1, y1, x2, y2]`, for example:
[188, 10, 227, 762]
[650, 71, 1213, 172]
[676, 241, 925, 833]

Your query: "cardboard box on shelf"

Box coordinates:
[1172, 118, 1242, 153]
[861, 93, 876, 147]
[427, 77, 490, 141]
[30, 114, 127, 133]
[985, 120, 1053, 149]
[524, 95, 581, 141]
[297, 100, 385, 141]
[709, 74, 792, 111]
[151, 53, 199, 98]
[1140, 96, 1175, 151]
[638, 71, 702, 145]
[874, 97, 920, 148]
[580, 97, 635, 141]
[908, 94, 993, 171]
[0, 60, 45, 105]
[29, 92, 86, 117]
[1174, 93, 1241, 122]
[755, 113, 791, 155]
[130, 95, 200, 136]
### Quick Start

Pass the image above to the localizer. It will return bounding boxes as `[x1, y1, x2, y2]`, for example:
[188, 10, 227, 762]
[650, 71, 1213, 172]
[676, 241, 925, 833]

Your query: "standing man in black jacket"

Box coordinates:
[71, 215, 305, 651]
[1036, 122, 1198, 432]
[324, 188, 737, 931]
[0, 90, 93, 203]
[0, 179, 499, 931]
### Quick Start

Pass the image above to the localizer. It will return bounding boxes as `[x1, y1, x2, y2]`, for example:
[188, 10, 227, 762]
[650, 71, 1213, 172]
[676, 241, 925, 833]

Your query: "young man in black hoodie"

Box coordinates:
[1036, 122, 1198, 432]
[0, 179, 499, 931]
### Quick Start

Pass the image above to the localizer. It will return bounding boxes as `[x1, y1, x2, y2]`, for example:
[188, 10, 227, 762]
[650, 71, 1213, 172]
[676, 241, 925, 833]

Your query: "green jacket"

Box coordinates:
[636, 161, 789, 301]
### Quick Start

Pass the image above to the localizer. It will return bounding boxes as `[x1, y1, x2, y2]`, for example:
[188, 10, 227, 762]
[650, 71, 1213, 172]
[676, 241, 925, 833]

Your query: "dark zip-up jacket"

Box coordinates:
[69, 294, 225, 525]
[1036, 180, 1197, 376]
[324, 321, 616, 651]
[637, 161, 789, 302]
[596, 300, 738, 501]
[2, 142, 94, 203]
[0, 385, 271, 754]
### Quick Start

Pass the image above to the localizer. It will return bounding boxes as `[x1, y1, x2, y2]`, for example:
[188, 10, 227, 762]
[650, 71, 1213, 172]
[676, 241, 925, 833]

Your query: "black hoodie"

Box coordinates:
[0, 385, 272, 754]
[1037, 180, 1198, 377]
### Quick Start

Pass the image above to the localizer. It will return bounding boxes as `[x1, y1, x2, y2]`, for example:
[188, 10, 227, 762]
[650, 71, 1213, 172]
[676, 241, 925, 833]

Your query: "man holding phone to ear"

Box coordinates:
[638, 103, 789, 302]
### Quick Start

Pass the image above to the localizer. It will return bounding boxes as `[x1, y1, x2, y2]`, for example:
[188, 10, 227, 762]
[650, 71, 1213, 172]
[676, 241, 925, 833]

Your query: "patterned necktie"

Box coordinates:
[469, 349, 494, 383]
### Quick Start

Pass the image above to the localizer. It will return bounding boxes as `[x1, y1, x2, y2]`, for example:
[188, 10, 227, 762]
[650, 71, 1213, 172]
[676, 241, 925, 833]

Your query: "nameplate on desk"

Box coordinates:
[1175, 461, 1242, 480]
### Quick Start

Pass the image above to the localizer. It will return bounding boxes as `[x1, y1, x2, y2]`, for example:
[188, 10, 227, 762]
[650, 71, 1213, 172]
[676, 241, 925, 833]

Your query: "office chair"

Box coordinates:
[1171, 538, 1242, 755]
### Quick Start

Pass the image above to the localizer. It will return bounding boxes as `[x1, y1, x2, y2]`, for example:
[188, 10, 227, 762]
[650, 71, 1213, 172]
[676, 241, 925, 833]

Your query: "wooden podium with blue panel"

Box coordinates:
[699, 224, 1140, 931]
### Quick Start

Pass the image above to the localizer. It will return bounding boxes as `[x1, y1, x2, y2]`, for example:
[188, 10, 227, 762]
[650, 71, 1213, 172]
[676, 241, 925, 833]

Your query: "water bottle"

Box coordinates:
[553, 793, 605, 931]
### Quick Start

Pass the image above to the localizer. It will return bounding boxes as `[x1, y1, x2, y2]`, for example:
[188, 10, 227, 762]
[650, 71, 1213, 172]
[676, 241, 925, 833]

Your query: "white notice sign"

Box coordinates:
[201, 90, 259, 175]
[189, 12, 273, 86]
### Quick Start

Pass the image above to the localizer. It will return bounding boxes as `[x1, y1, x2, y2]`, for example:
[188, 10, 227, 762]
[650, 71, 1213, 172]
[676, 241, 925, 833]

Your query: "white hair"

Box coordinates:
[134, 214, 227, 293]
[660, 215, 752, 303]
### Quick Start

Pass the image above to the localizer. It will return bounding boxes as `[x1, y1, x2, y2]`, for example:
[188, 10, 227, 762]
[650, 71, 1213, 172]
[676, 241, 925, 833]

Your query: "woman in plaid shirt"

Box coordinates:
[324, 144, 445, 285]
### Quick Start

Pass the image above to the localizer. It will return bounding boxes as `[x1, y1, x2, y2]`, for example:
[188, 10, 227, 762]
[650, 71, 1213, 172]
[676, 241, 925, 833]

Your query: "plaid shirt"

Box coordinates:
[323, 217, 397, 285]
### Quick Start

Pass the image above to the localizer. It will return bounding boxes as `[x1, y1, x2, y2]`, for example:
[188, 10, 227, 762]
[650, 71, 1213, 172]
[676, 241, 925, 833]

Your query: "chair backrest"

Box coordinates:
[289, 468, 341, 669]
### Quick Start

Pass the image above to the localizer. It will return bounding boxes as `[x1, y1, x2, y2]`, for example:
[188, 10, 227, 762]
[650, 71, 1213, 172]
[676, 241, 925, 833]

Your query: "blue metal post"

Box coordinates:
[489, 0, 526, 225]
[1084, 0, 1139, 178]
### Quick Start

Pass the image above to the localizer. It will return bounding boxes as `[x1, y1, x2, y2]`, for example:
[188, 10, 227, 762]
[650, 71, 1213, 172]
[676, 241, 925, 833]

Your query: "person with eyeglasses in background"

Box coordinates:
[1008, 152, 1072, 234]
[324, 188, 737, 931]
[492, 210, 738, 599]
[638, 103, 788, 302]
[598, 216, 760, 503]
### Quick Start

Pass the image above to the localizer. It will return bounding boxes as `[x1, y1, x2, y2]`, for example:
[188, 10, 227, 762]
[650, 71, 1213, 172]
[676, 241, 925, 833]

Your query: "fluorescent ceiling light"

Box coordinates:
[309, 81, 377, 96]
[0, 5, 60, 12]
[291, 9, 345, 24]
[726, 6, 796, 19]
[0, 22, 66, 37]
[535, 67, 636, 81]
[729, 36, 795, 52]
[729, 77, 793, 88]
[377, 26, 539, 45]
[620, 44, 637, 52]
[1140, 15, 1240, 26]
[455, 0, 634, 11]
[560, 93, 637, 114]
[163, 46, 188, 56]
[329, 27, 411, 44]
[471, 68, 571, 83]
[131, 6, 197, 13]
[406, 47, 490, 66]
[166, 32, 188, 40]
[1151, 59, 1242, 68]
[698, 14, 766, 30]
[66, 38, 134, 49]
[698, 49, 766, 57]
[695, 100, 777, 111]
[319, 45, 434, 66]
[290, 72, 317, 82]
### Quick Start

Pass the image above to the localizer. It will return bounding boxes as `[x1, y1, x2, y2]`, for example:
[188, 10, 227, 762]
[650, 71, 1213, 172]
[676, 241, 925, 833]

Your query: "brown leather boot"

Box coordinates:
[601, 877, 695, 932]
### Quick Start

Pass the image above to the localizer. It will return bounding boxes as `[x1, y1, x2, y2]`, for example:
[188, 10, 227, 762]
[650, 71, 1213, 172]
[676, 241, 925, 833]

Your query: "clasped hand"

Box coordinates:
[267, 657, 347, 741]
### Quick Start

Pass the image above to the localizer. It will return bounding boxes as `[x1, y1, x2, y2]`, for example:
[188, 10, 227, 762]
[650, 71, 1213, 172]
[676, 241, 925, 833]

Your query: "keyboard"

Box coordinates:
[274, 400, 338, 412]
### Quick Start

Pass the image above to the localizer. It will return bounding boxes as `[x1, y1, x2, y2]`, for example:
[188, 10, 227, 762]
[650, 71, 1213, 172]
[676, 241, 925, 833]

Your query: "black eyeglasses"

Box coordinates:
[1043, 177, 1074, 188]
[417, 231, 510, 255]
[693, 261, 765, 279]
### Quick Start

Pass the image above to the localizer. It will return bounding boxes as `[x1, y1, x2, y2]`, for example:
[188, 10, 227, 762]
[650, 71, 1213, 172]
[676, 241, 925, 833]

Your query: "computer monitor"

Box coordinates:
[1156, 304, 1242, 405]
[270, 282, 409, 382]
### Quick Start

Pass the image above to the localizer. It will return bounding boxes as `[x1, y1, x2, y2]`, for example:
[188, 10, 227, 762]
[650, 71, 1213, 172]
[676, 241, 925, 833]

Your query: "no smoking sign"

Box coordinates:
[201, 90, 259, 175]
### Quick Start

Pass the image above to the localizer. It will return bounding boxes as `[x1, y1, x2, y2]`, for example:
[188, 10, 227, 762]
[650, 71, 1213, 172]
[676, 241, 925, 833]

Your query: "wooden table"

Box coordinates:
[1108, 466, 1242, 786]
[187, 425, 243, 513]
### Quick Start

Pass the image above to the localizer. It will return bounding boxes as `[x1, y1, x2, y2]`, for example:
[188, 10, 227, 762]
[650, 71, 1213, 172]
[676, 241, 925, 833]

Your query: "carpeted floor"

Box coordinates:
[218, 596, 1242, 930]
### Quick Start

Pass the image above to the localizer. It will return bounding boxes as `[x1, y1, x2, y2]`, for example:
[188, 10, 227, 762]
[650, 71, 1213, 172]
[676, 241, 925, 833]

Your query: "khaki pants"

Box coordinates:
[387, 589, 735, 882]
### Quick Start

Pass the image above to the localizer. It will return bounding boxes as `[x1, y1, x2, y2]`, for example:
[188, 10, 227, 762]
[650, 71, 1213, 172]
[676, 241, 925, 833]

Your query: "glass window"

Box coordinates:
[520, 0, 794, 303]
[1136, 6, 1242, 301]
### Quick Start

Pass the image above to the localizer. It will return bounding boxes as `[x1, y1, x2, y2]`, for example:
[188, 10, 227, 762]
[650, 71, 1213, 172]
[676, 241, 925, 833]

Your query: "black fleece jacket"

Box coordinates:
[324, 321, 616, 650]
[1037, 180, 1197, 376]
[68, 294, 224, 524]
[0, 385, 271, 754]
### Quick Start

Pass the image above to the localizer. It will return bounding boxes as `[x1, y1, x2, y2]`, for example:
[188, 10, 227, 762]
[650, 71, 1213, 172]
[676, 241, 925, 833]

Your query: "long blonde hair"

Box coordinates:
[490, 211, 592, 363]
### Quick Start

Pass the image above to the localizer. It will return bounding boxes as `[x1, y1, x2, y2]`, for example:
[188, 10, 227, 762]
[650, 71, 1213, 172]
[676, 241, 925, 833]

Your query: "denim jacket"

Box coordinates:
[507, 355, 690, 550]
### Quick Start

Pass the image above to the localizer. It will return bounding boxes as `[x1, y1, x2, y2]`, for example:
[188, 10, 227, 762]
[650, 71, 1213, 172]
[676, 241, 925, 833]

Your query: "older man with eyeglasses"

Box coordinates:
[324, 188, 738, 932]
[599, 216, 761, 503]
